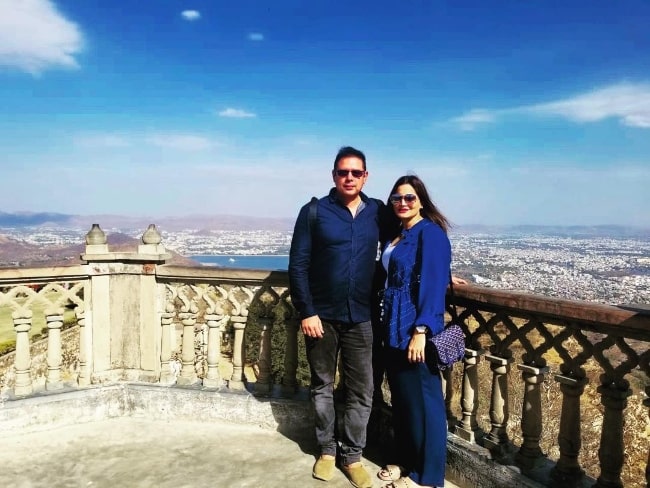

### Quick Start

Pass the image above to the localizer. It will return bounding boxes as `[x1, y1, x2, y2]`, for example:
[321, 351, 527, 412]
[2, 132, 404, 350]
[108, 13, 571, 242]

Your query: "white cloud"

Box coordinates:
[510, 163, 650, 180]
[450, 82, 650, 130]
[146, 134, 215, 151]
[218, 108, 257, 118]
[248, 32, 264, 41]
[622, 114, 650, 128]
[528, 83, 650, 128]
[181, 10, 201, 21]
[73, 133, 130, 148]
[0, 0, 83, 74]
[449, 109, 496, 131]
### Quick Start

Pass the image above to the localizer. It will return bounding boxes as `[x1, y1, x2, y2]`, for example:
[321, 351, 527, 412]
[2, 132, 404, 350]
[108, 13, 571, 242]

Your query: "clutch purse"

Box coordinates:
[426, 323, 465, 371]
[425, 276, 465, 371]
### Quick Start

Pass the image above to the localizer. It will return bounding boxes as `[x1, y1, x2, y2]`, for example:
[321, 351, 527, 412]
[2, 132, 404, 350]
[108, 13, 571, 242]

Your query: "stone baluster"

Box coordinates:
[12, 311, 33, 396]
[593, 380, 631, 488]
[551, 373, 587, 485]
[229, 317, 247, 390]
[483, 354, 511, 456]
[254, 317, 274, 395]
[159, 312, 175, 385]
[203, 314, 226, 388]
[455, 349, 483, 442]
[645, 386, 649, 487]
[177, 311, 198, 385]
[76, 308, 91, 387]
[282, 318, 300, 396]
[45, 311, 64, 391]
[441, 366, 456, 429]
[196, 322, 208, 378]
[515, 363, 549, 469]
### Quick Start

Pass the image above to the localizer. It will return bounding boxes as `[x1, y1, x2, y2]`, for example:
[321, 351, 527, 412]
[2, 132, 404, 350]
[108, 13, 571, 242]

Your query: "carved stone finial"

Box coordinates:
[85, 224, 107, 245]
[141, 224, 162, 245]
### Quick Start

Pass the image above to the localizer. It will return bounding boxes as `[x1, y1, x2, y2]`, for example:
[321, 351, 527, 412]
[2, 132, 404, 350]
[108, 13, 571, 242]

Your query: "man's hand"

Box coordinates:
[301, 315, 324, 338]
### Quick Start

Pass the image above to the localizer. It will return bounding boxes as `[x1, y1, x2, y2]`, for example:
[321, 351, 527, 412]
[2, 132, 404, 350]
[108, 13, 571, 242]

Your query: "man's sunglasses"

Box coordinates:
[390, 193, 418, 205]
[334, 169, 366, 178]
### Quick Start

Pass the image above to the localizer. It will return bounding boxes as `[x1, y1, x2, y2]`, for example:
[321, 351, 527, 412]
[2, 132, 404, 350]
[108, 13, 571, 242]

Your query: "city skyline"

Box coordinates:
[1, 0, 649, 226]
[2, 224, 648, 306]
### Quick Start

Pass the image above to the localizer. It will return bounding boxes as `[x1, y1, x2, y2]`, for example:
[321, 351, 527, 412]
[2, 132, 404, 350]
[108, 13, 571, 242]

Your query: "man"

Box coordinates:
[289, 146, 380, 488]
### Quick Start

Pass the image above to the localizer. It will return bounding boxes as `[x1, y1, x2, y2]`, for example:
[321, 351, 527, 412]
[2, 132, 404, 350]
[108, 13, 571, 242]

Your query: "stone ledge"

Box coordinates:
[0, 383, 313, 438]
[445, 430, 596, 488]
[0, 384, 599, 488]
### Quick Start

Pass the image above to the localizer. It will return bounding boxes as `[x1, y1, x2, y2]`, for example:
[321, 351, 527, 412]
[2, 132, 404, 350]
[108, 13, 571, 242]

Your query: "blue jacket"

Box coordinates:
[382, 219, 451, 349]
[289, 189, 382, 323]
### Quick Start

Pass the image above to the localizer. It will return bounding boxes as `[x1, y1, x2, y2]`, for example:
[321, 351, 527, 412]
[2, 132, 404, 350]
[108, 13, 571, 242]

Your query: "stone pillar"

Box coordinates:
[80, 223, 170, 384]
[76, 307, 91, 387]
[203, 314, 226, 388]
[282, 318, 300, 396]
[12, 311, 33, 396]
[229, 317, 247, 390]
[455, 348, 483, 442]
[159, 312, 175, 385]
[483, 354, 511, 456]
[645, 386, 649, 488]
[551, 374, 587, 486]
[515, 363, 549, 469]
[254, 317, 273, 395]
[593, 381, 631, 488]
[45, 311, 64, 391]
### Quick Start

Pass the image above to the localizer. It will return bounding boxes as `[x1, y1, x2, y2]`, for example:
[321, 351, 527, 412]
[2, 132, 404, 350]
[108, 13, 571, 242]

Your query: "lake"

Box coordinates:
[193, 255, 289, 271]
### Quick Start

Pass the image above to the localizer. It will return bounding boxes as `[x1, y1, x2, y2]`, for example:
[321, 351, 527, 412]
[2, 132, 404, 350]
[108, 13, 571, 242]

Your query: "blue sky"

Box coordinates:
[1, 0, 649, 226]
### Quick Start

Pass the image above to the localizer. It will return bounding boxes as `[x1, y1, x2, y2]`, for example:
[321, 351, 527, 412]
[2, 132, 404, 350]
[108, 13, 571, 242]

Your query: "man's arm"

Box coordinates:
[288, 203, 324, 338]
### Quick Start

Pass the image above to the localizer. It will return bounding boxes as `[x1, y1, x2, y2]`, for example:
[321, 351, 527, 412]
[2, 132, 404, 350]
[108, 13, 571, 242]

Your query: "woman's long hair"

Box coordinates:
[386, 174, 451, 234]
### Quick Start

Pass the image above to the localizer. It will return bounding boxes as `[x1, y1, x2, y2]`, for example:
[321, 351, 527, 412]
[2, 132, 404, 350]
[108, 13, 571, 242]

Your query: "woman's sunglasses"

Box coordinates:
[390, 193, 418, 205]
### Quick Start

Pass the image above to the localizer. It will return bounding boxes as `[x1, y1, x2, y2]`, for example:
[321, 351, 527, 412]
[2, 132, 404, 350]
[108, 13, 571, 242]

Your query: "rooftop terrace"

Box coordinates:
[1, 224, 648, 488]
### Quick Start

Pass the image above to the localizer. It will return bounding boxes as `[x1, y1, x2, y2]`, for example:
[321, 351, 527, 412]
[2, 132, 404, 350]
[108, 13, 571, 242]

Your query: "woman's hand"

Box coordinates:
[451, 275, 467, 285]
[407, 332, 427, 363]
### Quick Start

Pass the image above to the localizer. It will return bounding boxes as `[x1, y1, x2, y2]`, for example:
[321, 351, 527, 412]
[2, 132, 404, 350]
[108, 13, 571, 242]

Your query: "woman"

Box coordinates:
[378, 175, 452, 488]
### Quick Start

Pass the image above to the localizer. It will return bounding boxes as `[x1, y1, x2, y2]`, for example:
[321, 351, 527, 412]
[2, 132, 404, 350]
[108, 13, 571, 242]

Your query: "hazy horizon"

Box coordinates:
[1, 209, 650, 233]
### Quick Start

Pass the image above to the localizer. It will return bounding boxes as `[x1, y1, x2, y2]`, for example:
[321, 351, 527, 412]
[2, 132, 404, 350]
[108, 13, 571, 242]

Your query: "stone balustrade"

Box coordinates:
[0, 224, 648, 488]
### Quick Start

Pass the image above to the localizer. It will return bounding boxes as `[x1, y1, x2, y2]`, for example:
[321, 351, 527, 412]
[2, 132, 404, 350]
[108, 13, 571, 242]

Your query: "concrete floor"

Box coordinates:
[1, 417, 459, 488]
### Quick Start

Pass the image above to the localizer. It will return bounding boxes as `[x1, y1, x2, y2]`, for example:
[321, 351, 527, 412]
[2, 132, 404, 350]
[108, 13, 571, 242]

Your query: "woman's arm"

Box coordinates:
[413, 224, 452, 336]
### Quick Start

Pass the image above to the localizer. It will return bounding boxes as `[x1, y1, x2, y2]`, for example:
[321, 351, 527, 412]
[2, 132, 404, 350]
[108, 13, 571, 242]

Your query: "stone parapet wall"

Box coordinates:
[0, 384, 313, 438]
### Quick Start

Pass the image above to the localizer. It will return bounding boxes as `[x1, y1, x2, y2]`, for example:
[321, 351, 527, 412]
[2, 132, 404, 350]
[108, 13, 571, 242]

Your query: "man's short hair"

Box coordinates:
[333, 146, 366, 170]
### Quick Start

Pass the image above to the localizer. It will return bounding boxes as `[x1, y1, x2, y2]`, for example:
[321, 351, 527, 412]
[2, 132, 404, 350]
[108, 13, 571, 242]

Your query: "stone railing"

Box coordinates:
[447, 287, 648, 488]
[0, 224, 648, 488]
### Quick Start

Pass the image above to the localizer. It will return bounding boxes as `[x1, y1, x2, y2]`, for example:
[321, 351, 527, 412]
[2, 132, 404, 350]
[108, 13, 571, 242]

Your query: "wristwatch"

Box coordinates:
[414, 326, 428, 334]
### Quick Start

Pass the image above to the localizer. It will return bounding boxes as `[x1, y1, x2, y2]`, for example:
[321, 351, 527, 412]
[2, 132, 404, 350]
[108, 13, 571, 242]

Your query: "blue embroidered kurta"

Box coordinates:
[382, 219, 451, 349]
[381, 218, 452, 487]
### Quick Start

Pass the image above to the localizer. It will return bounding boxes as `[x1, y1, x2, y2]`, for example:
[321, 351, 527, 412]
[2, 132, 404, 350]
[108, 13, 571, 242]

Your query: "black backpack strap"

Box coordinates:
[308, 196, 318, 234]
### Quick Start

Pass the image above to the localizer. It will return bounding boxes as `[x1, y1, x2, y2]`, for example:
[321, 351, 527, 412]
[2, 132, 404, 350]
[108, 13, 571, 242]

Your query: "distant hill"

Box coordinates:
[455, 224, 650, 238]
[0, 211, 294, 232]
[0, 232, 199, 268]
[0, 212, 74, 227]
[2, 212, 647, 237]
